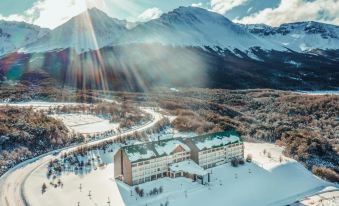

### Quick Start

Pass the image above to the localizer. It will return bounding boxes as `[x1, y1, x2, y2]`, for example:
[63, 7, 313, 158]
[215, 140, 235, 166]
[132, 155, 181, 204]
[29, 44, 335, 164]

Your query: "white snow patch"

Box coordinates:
[170, 88, 179, 92]
[169, 160, 207, 176]
[51, 114, 119, 134]
[0, 101, 84, 110]
[154, 140, 191, 156]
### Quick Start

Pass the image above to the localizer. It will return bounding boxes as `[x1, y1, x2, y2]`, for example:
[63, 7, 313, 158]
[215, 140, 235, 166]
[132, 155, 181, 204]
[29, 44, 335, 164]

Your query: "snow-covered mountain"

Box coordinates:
[0, 21, 49, 56]
[242, 22, 339, 51]
[1, 7, 338, 91]
[120, 7, 283, 51]
[2, 7, 338, 55]
[22, 7, 285, 53]
[25, 8, 129, 53]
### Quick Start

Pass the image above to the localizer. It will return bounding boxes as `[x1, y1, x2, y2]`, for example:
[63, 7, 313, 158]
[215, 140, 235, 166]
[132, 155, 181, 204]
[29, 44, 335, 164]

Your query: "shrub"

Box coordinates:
[246, 154, 252, 162]
[231, 158, 239, 167]
[312, 166, 339, 183]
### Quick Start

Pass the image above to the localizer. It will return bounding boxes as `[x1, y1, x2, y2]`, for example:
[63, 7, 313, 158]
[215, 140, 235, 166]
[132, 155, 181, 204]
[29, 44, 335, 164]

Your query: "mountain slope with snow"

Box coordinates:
[25, 8, 128, 53]
[22, 7, 285, 53]
[120, 7, 283, 51]
[242, 21, 339, 51]
[0, 21, 49, 56]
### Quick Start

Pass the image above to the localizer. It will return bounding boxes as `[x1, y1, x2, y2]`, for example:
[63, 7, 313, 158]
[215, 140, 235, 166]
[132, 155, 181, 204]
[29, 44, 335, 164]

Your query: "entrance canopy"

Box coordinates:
[169, 160, 208, 176]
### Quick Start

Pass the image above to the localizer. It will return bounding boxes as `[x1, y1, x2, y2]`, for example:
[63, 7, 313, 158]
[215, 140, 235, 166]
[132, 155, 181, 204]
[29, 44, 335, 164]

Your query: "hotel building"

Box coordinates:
[114, 131, 243, 186]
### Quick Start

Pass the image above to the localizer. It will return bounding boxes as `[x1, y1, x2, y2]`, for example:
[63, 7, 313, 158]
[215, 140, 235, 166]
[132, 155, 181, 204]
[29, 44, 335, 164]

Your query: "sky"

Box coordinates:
[0, 0, 338, 29]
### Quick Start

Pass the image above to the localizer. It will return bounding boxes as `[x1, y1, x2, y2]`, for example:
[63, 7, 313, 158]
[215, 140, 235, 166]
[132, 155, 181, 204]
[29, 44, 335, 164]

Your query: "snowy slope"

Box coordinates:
[120, 7, 283, 51]
[242, 21, 339, 51]
[24, 8, 128, 53]
[0, 20, 49, 56]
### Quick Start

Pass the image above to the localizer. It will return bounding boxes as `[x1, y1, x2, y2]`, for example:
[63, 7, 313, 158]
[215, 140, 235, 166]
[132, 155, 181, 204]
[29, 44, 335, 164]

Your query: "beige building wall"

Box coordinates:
[114, 149, 133, 185]
[114, 149, 123, 177]
[184, 139, 199, 164]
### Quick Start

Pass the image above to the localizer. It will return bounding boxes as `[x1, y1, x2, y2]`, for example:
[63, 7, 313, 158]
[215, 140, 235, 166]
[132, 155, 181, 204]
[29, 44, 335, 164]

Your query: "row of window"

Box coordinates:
[199, 146, 243, 166]
[201, 143, 243, 154]
[131, 152, 190, 168]
[132, 173, 167, 185]
[131, 156, 190, 177]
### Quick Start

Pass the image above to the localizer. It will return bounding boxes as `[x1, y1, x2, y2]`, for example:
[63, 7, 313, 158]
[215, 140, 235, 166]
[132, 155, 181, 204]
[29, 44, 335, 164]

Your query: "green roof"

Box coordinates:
[188, 131, 241, 151]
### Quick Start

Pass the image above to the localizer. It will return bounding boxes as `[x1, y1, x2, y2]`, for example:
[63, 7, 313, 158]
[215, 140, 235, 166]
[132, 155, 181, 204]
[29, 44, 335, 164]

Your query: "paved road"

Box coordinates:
[0, 107, 163, 206]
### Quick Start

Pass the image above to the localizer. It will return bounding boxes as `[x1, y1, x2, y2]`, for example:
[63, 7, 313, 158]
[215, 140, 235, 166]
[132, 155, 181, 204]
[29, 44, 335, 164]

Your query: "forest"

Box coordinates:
[0, 106, 71, 175]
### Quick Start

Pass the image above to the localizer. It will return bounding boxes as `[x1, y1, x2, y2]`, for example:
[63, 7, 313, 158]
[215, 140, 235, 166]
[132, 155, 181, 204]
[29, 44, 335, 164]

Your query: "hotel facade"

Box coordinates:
[114, 131, 244, 186]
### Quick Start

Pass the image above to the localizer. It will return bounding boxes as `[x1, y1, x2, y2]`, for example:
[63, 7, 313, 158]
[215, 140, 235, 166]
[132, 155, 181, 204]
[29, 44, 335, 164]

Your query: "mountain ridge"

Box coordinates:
[1, 6, 339, 54]
[0, 20, 49, 56]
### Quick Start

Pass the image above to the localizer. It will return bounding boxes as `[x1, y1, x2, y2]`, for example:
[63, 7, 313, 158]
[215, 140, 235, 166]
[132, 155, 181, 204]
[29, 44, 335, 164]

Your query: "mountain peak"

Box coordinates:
[86, 7, 107, 16]
[24, 6, 128, 52]
[72, 7, 110, 21]
[158, 6, 232, 25]
[87, 6, 102, 12]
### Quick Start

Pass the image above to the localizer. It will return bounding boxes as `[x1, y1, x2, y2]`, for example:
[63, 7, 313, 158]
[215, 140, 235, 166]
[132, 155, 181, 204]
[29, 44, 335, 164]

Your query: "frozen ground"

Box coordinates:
[51, 114, 119, 134]
[22, 141, 338, 206]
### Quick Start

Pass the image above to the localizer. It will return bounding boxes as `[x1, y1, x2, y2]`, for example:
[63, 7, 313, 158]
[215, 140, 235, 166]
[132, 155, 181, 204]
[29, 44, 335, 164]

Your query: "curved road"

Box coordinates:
[0, 107, 163, 206]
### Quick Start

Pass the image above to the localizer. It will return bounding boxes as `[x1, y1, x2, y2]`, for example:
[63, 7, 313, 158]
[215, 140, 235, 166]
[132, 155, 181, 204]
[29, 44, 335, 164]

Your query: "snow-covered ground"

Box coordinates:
[51, 114, 119, 134]
[24, 146, 123, 206]
[0, 101, 85, 110]
[0, 106, 162, 206]
[0, 101, 120, 134]
[295, 90, 339, 96]
[291, 186, 339, 206]
[22, 141, 338, 206]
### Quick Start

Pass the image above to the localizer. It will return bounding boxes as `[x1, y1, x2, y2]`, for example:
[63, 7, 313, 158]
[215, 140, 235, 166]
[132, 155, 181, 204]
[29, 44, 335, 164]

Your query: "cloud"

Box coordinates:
[211, 0, 249, 14]
[235, 0, 339, 26]
[0, 0, 106, 29]
[192, 3, 203, 8]
[0, 13, 27, 22]
[137, 7, 163, 22]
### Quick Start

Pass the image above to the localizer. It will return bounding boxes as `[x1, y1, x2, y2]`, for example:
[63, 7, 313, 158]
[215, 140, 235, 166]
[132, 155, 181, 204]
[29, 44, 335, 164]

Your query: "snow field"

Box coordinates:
[51, 114, 119, 134]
